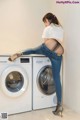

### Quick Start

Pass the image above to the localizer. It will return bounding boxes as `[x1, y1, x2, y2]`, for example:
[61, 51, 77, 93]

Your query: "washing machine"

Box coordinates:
[0, 55, 32, 115]
[32, 56, 58, 110]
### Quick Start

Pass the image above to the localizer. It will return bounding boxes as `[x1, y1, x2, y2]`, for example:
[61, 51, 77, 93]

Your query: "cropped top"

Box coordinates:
[42, 23, 64, 49]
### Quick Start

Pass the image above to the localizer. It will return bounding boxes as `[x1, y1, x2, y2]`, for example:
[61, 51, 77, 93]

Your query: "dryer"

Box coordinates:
[0, 55, 32, 115]
[32, 56, 58, 110]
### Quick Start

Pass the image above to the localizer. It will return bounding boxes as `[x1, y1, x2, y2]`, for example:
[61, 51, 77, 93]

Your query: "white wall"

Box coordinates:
[51, 1, 80, 113]
[64, 6, 80, 113]
[0, 0, 51, 54]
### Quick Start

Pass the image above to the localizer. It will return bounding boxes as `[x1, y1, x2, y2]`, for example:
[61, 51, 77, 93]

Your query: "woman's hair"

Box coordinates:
[42, 13, 60, 25]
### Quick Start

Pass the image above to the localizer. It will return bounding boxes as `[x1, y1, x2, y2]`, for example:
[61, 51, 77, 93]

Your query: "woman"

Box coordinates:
[8, 13, 64, 116]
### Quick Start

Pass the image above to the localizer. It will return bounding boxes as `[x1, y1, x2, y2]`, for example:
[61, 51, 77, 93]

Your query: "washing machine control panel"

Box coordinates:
[20, 58, 30, 63]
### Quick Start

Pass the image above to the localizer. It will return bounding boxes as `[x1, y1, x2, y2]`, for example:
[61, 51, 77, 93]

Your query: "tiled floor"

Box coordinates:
[8, 106, 80, 120]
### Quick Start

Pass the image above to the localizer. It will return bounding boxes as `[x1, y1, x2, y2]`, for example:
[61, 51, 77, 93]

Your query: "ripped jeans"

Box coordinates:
[22, 43, 62, 104]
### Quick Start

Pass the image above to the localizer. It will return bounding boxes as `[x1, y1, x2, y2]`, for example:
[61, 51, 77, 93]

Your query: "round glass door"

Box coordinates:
[37, 65, 56, 95]
[1, 66, 28, 97]
[6, 71, 24, 92]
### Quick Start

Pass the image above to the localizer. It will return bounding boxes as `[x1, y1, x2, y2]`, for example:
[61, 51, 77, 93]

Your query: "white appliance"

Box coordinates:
[0, 55, 32, 115]
[32, 56, 58, 110]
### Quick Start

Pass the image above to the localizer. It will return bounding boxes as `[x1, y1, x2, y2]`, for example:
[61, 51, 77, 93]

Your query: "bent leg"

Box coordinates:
[8, 44, 46, 61]
[22, 44, 45, 55]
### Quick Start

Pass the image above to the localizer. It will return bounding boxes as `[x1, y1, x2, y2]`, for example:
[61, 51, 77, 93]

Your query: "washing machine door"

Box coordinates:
[37, 65, 56, 95]
[0, 65, 28, 97]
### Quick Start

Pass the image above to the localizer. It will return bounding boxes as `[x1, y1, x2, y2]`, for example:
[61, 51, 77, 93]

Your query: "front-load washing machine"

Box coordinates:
[32, 56, 58, 110]
[0, 55, 32, 115]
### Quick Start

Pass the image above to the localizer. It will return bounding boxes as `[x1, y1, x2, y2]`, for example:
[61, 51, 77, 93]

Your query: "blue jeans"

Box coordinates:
[22, 43, 62, 104]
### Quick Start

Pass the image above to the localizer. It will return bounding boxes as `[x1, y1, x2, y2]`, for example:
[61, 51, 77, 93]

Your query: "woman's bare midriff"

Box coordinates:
[44, 39, 64, 55]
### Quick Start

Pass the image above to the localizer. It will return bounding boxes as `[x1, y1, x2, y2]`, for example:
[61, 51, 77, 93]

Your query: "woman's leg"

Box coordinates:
[8, 44, 46, 61]
[51, 56, 63, 117]
[50, 57, 62, 104]
[22, 44, 45, 55]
